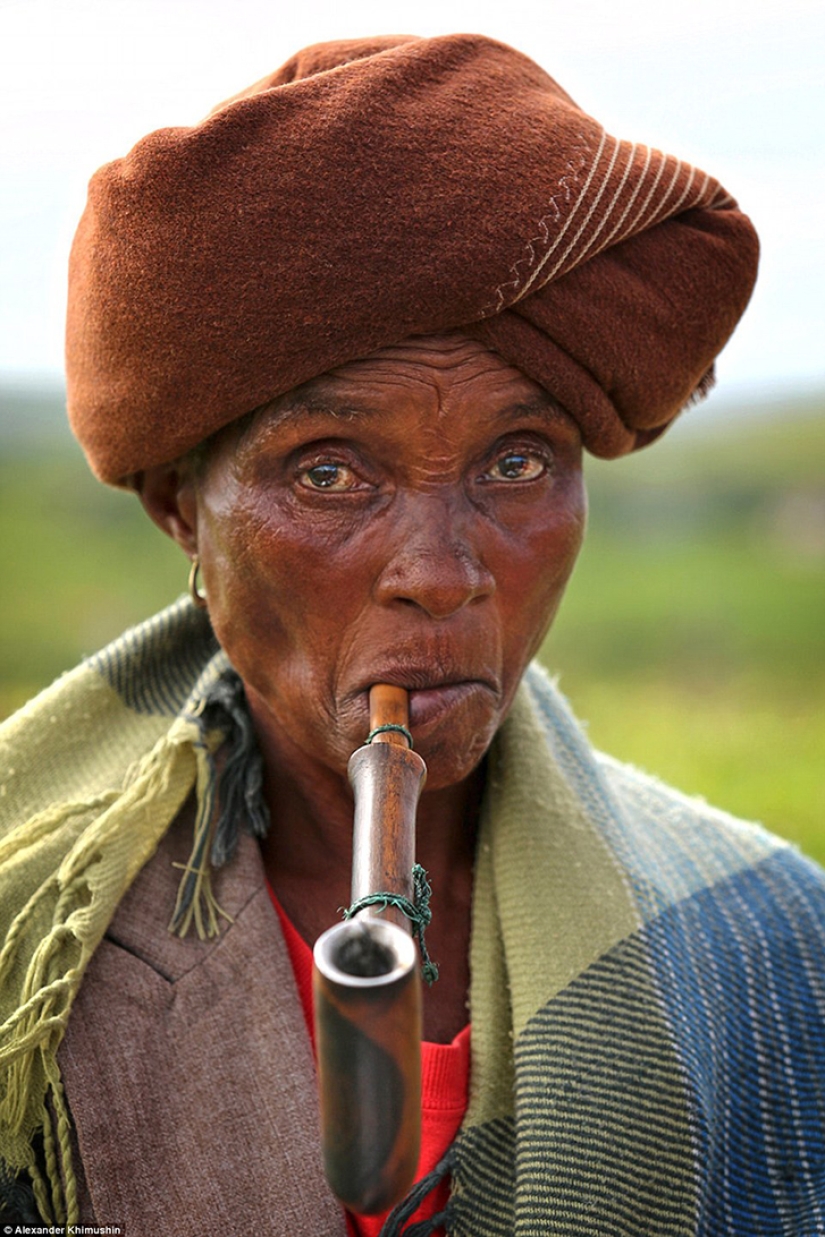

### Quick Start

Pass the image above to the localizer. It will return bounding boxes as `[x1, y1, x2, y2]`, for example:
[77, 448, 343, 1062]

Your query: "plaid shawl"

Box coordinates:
[2, 600, 825, 1234]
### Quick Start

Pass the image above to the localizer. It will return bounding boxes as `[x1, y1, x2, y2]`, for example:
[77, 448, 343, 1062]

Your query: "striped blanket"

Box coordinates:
[456, 666, 825, 1235]
[2, 599, 825, 1234]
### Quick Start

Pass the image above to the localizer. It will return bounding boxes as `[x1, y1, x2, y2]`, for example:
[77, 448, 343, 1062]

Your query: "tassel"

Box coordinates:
[402, 1209, 451, 1237]
[205, 674, 269, 866]
[168, 729, 234, 939]
[378, 1147, 456, 1236]
[169, 671, 270, 937]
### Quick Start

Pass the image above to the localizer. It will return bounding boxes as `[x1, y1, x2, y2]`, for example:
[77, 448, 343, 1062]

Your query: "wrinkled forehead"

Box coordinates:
[240, 334, 572, 442]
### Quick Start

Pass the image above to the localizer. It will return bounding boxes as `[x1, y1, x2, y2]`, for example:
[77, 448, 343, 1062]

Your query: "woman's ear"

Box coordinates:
[134, 462, 199, 558]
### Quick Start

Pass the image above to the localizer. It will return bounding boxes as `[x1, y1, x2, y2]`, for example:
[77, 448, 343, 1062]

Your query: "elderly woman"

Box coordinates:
[2, 33, 825, 1237]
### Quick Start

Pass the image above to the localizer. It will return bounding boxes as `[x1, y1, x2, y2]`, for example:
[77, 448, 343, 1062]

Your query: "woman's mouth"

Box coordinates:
[346, 660, 501, 747]
[407, 682, 472, 729]
[393, 680, 497, 737]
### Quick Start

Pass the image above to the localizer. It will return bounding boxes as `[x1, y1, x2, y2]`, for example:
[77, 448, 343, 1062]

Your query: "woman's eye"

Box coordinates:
[298, 463, 359, 491]
[486, 451, 547, 482]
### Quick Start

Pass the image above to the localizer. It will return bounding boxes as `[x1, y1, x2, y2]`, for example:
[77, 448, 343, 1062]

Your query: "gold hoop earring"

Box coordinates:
[188, 555, 208, 609]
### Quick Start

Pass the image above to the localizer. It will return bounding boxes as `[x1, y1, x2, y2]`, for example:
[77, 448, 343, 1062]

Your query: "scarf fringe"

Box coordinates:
[0, 648, 268, 1225]
[378, 1147, 456, 1236]
[168, 730, 232, 939]
[169, 674, 269, 939]
[0, 718, 203, 1222]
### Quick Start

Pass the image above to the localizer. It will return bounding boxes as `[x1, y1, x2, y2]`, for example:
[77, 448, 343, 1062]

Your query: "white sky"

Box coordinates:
[1, 0, 823, 399]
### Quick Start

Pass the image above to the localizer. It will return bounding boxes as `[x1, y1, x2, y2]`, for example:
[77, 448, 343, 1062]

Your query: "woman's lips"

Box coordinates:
[406, 681, 494, 731]
[346, 665, 500, 743]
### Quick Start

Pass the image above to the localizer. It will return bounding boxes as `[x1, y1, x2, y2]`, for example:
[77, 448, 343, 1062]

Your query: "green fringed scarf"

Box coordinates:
[0, 601, 248, 1226]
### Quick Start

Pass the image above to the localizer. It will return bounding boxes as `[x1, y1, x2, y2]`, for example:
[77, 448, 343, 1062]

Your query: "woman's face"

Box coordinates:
[177, 334, 586, 790]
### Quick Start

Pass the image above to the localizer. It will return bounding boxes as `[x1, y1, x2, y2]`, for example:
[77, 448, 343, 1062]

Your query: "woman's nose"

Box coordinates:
[374, 496, 496, 619]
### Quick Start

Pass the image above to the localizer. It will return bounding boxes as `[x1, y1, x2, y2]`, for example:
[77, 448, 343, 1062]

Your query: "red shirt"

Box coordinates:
[268, 885, 470, 1236]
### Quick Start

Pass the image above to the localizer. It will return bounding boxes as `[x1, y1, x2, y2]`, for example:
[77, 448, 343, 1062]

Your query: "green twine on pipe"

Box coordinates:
[365, 723, 414, 749]
[343, 864, 439, 985]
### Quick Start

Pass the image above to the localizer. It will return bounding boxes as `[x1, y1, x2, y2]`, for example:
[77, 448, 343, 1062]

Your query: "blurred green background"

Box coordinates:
[2, 381, 824, 861]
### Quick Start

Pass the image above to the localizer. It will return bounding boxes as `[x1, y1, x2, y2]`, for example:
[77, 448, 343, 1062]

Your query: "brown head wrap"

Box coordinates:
[66, 34, 758, 485]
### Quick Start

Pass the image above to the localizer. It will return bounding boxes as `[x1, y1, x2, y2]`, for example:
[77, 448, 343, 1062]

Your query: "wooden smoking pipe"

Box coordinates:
[312, 685, 428, 1215]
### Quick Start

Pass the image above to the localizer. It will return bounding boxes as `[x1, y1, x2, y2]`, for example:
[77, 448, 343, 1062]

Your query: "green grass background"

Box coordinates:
[2, 386, 823, 861]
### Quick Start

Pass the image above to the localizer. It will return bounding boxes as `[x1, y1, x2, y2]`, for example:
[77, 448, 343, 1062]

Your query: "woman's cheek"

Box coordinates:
[206, 520, 358, 689]
[497, 507, 585, 657]
[501, 500, 584, 590]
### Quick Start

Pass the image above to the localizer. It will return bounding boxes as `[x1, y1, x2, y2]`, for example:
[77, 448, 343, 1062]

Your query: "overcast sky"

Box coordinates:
[1, 0, 823, 402]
